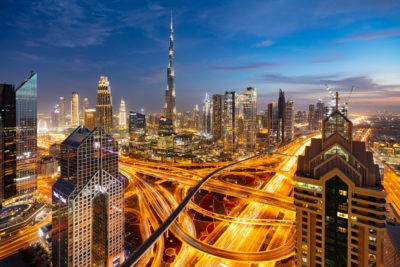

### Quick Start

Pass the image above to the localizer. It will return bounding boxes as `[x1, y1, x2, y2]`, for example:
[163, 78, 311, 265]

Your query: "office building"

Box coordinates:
[52, 126, 124, 267]
[129, 112, 146, 138]
[277, 89, 286, 143]
[119, 98, 127, 130]
[202, 93, 212, 136]
[212, 94, 224, 141]
[223, 91, 238, 153]
[0, 84, 17, 206]
[96, 76, 113, 133]
[71, 92, 79, 126]
[285, 100, 294, 142]
[294, 94, 386, 267]
[59, 97, 66, 127]
[164, 16, 176, 129]
[16, 72, 37, 198]
[242, 87, 257, 149]
[84, 108, 96, 130]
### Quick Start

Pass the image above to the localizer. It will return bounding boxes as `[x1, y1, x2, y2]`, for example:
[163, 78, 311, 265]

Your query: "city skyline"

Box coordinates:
[0, 1, 399, 114]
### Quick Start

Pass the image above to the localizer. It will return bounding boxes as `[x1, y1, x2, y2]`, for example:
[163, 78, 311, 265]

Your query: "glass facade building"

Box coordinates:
[0, 84, 17, 205]
[52, 127, 124, 267]
[16, 72, 37, 198]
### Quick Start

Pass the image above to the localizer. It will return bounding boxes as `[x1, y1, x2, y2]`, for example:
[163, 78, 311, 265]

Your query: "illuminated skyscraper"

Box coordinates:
[316, 99, 325, 130]
[164, 15, 176, 129]
[16, 72, 37, 198]
[277, 89, 285, 143]
[71, 92, 79, 126]
[0, 84, 17, 206]
[96, 76, 113, 133]
[294, 94, 386, 267]
[81, 97, 89, 122]
[202, 93, 212, 136]
[223, 91, 238, 152]
[267, 102, 277, 143]
[212, 94, 224, 141]
[193, 104, 199, 130]
[242, 87, 257, 149]
[52, 126, 124, 267]
[84, 108, 96, 130]
[119, 98, 127, 130]
[129, 112, 146, 139]
[51, 104, 61, 129]
[285, 100, 294, 141]
[59, 97, 66, 126]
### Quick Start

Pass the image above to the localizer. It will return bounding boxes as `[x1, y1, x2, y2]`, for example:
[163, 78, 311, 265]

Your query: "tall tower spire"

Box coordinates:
[165, 12, 176, 130]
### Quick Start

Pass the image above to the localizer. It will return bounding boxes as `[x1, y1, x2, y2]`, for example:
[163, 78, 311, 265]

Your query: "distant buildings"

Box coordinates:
[0, 83, 17, 206]
[193, 104, 199, 130]
[81, 97, 89, 123]
[59, 97, 66, 126]
[52, 127, 124, 267]
[70, 92, 79, 126]
[212, 94, 224, 141]
[277, 89, 286, 143]
[96, 76, 113, 133]
[223, 91, 239, 153]
[285, 100, 294, 141]
[267, 102, 278, 143]
[165, 16, 176, 129]
[294, 95, 385, 267]
[119, 98, 127, 130]
[51, 104, 61, 129]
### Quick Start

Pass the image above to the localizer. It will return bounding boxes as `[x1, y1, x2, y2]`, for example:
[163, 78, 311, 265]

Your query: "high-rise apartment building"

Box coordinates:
[84, 108, 96, 130]
[71, 92, 79, 126]
[59, 97, 66, 127]
[294, 95, 385, 267]
[212, 94, 224, 141]
[16, 72, 37, 198]
[129, 112, 146, 138]
[119, 98, 127, 130]
[164, 16, 176, 129]
[285, 100, 294, 141]
[277, 89, 286, 143]
[242, 87, 257, 149]
[96, 76, 113, 133]
[202, 93, 212, 136]
[52, 127, 124, 267]
[223, 91, 238, 152]
[0, 84, 17, 206]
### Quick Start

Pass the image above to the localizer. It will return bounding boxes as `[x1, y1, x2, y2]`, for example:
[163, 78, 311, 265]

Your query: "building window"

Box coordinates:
[369, 228, 376, 235]
[368, 236, 376, 243]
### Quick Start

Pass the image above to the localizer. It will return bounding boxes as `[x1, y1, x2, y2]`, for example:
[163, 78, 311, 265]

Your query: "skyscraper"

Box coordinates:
[242, 87, 257, 149]
[294, 94, 385, 267]
[223, 91, 238, 152]
[193, 104, 199, 130]
[277, 89, 286, 143]
[164, 15, 176, 129]
[71, 92, 79, 126]
[212, 94, 224, 141]
[59, 97, 66, 127]
[52, 127, 124, 267]
[81, 97, 89, 123]
[285, 100, 294, 141]
[129, 112, 146, 138]
[316, 99, 325, 130]
[308, 104, 317, 130]
[202, 93, 212, 136]
[267, 102, 277, 144]
[84, 108, 96, 130]
[16, 72, 37, 198]
[119, 98, 127, 130]
[51, 104, 61, 129]
[0, 84, 17, 206]
[96, 76, 113, 133]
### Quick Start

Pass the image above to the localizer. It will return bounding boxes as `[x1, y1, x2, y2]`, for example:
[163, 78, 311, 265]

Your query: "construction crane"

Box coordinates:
[344, 86, 354, 111]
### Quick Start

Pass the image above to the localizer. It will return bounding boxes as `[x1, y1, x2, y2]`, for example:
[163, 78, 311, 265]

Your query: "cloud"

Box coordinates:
[215, 62, 281, 71]
[336, 29, 400, 42]
[253, 39, 274, 47]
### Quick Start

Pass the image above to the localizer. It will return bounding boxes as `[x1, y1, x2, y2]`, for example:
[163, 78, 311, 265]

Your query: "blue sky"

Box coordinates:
[0, 0, 399, 114]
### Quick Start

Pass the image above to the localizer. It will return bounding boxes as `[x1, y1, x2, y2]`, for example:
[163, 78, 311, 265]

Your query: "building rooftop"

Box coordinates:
[53, 178, 75, 197]
[387, 222, 400, 257]
[62, 126, 92, 148]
